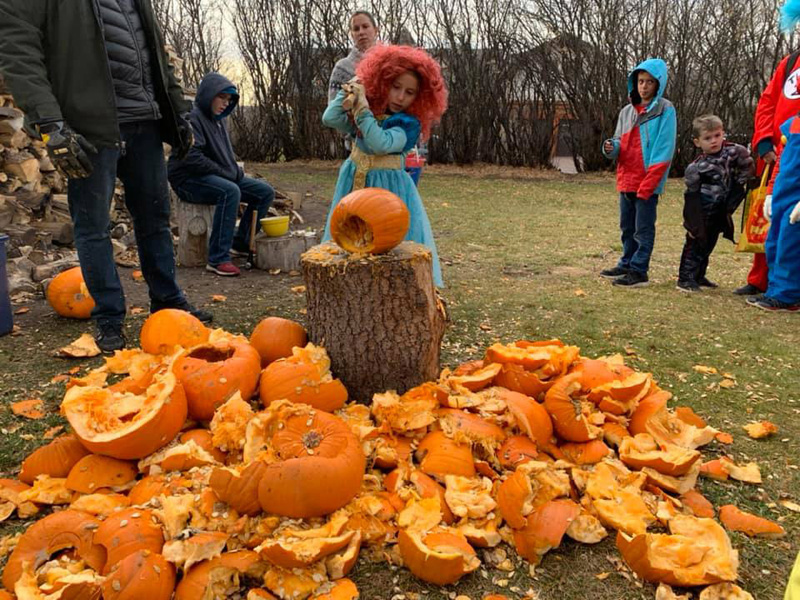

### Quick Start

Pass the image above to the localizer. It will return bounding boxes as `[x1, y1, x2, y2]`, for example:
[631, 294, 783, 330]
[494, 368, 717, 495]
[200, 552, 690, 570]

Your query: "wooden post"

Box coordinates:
[176, 202, 215, 267]
[301, 241, 447, 403]
[255, 231, 320, 272]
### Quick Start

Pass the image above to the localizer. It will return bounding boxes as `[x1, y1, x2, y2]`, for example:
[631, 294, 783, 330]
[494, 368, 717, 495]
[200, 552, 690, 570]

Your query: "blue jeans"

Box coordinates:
[174, 175, 274, 265]
[617, 192, 659, 275]
[68, 121, 186, 325]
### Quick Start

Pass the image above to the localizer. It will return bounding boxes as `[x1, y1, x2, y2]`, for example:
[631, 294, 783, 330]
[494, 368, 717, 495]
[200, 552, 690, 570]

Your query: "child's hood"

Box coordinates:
[196, 72, 240, 120]
[627, 58, 668, 107]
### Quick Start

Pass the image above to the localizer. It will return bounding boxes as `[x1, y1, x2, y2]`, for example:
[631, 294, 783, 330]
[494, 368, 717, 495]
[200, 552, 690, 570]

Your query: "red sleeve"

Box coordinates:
[752, 56, 790, 150]
[768, 151, 781, 194]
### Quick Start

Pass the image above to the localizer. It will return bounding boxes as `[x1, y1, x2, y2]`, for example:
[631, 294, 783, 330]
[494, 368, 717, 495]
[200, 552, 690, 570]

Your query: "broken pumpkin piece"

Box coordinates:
[65, 454, 137, 493]
[70, 492, 130, 516]
[19, 434, 91, 485]
[256, 529, 356, 569]
[163, 531, 230, 571]
[94, 507, 165, 572]
[565, 511, 608, 544]
[544, 373, 603, 442]
[11, 398, 46, 420]
[102, 549, 175, 600]
[371, 383, 440, 432]
[416, 430, 475, 479]
[443, 474, 497, 519]
[718, 505, 786, 538]
[512, 498, 581, 565]
[500, 388, 553, 447]
[174, 550, 266, 600]
[397, 527, 480, 586]
[442, 362, 502, 392]
[18, 476, 75, 505]
[655, 583, 692, 600]
[616, 514, 738, 586]
[698, 582, 754, 600]
[680, 489, 715, 518]
[743, 421, 778, 439]
[496, 435, 539, 470]
[262, 562, 329, 600]
[560, 439, 611, 465]
[314, 578, 359, 600]
[619, 433, 701, 476]
[210, 391, 255, 455]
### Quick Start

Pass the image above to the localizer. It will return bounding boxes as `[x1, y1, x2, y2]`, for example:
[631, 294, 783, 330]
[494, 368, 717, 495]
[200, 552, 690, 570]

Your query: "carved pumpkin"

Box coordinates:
[3, 510, 106, 591]
[543, 373, 603, 442]
[173, 338, 262, 421]
[46, 266, 95, 319]
[718, 505, 786, 538]
[256, 406, 366, 518]
[62, 369, 187, 460]
[329, 187, 410, 254]
[65, 454, 137, 493]
[616, 514, 739, 586]
[140, 309, 209, 355]
[94, 508, 165, 573]
[102, 550, 175, 600]
[18, 434, 90, 484]
[397, 527, 480, 585]
[250, 317, 308, 367]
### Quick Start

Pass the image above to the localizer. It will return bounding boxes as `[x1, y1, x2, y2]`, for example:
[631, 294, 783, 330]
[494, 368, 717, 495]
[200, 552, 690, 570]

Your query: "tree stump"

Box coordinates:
[176, 202, 215, 267]
[302, 241, 447, 403]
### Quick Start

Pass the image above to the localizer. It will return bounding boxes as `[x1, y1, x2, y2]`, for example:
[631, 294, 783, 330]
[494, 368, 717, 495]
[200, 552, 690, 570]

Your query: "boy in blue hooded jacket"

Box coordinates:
[601, 58, 677, 287]
[168, 73, 274, 276]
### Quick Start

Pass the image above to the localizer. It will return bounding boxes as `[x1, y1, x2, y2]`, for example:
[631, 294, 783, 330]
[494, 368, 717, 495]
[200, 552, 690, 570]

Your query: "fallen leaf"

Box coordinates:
[780, 500, 800, 513]
[298, 308, 307, 315]
[68, 367, 81, 375]
[595, 572, 610, 580]
[574, 289, 586, 297]
[269, 269, 281, 275]
[43, 426, 65, 439]
[131, 270, 144, 282]
[479, 323, 492, 331]
[719, 379, 736, 389]
[441, 202, 450, 207]
[715, 432, 733, 444]
[0, 503, 14, 523]
[290, 285, 306, 294]
[693, 365, 718, 375]
[11, 325, 22, 336]
[11, 399, 45, 420]
[743, 421, 778, 439]
[56, 333, 101, 358]
[50, 374, 70, 384]
[1, 424, 22, 435]
[624, 347, 637, 356]
[211, 295, 227, 303]
[13, 307, 29, 315]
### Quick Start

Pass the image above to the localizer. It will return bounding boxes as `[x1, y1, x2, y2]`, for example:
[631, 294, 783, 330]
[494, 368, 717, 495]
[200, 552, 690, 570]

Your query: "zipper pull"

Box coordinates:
[120, 141, 127, 157]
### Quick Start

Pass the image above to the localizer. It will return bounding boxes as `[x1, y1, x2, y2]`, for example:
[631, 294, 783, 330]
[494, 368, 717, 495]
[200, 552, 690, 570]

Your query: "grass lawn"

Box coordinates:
[0, 162, 797, 599]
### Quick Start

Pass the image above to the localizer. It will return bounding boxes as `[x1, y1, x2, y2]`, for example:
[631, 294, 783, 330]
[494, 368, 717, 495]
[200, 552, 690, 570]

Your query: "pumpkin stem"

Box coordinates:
[302, 430, 323, 449]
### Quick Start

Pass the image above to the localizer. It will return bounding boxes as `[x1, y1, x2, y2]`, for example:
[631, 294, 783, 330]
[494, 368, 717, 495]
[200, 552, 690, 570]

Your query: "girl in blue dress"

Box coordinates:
[322, 44, 448, 286]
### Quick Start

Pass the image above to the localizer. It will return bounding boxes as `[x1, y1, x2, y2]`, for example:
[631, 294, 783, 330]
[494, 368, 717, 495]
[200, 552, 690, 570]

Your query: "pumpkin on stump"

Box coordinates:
[329, 187, 410, 254]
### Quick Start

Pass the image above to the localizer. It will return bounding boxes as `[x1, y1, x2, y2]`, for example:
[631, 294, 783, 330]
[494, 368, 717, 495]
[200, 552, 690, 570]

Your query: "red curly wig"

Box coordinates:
[356, 44, 448, 141]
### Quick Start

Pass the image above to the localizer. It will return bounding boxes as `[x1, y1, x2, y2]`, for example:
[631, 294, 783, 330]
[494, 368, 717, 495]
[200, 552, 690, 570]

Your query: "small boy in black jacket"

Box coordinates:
[677, 115, 754, 292]
[168, 73, 275, 276]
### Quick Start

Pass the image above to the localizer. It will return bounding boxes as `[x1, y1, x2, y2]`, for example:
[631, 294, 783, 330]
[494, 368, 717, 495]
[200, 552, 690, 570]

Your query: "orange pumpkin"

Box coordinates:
[493, 362, 553, 399]
[46, 266, 95, 319]
[618, 434, 701, 476]
[570, 356, 634, 390]
[94, 508, 165, 573]
[259, 360, 347, 413]
[384, 467, 455, 525]
[718, 505, 786, 538]
[3, 510, 106, 591]
[616, 514, 739, 586]
[496, 435, 539, 470]
[174, 551, 266, 600]
[512, 499, 581, 565]
[177, 429, 227, 463]
[500, 389, 553, 447]
[65, 454, 137, 493]
[560, 439, 611, 465]
[62, 369, 188, 460]
[415, 430, 476, 479]
[315, 579, 359, 600]
[139, 309, 209, 355]
[257, 409, 366, 518]
[397, 527, 480, 585]
[18, 434, 91, 484]
[249, 317, 308, 367]
[210, 461, 268, 516]
[329, 187, 410, 254]
[173, 338, 262, 421]
[102, 550, 175, 600]
[628, 390, 671, 435]
[543, 373, 603, 442]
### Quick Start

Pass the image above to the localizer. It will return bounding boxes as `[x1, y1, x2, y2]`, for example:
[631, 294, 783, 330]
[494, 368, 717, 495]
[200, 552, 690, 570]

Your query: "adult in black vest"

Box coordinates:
[0, 0, 212, 352]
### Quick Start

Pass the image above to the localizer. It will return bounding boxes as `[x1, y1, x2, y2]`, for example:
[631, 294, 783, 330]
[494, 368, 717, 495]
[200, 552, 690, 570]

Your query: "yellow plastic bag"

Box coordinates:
[736, 168, 771, 253]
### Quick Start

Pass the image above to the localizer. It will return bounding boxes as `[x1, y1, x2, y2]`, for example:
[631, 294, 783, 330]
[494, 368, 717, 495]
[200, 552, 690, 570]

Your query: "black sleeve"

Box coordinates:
[180, 117, 233, 180]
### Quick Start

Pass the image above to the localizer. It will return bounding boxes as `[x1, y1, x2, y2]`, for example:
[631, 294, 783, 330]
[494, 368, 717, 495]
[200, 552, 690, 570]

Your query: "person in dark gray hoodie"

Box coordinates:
[168, 73, 274, 276]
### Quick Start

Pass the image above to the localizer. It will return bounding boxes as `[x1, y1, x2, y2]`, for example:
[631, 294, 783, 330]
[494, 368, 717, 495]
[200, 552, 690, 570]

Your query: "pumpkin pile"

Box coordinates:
[0, 320, 783, 599]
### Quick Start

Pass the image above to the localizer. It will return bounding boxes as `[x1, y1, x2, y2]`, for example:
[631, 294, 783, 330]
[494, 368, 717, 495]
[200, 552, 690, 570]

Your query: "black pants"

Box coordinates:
[678, 201, 727, 283]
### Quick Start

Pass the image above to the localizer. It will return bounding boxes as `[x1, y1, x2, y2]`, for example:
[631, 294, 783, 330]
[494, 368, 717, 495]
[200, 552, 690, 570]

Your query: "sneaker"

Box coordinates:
[747, 296, 800, 312]
[733, 283, 763, 296]
[152, 301, 214, 323]
[676, 280, 701, 293]
[697, 277, 718, 288]
[229, 248, 249, 258]
[613, 271, 649, 287]
[95, 321, 126, 353]
[745, 294, 765, 306]
[600, 266, 629, 279]
[206, 262, 241, 277]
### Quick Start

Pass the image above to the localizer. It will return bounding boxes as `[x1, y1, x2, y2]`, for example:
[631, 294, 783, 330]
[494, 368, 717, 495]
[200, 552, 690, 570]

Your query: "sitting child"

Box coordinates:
[678, 115, 753, 292]
[321, 45, 448, 286]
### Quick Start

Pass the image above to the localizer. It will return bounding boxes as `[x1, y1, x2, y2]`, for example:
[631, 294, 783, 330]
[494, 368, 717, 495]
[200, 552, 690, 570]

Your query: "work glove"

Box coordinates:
[175, 115, 194, 160]
[342, 77, 369, 119]
[790, 200, 800, 225]
[764, 194, 773, 221]
[38, 121, 97, 179]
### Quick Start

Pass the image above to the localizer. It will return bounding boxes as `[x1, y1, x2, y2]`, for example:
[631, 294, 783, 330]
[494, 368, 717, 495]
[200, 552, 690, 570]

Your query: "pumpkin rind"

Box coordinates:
[19, 434, 91, 484]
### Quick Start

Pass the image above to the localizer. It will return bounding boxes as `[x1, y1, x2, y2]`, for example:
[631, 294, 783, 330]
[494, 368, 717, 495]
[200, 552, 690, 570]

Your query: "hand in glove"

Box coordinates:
[175, 115, 194, 160]
[764, 194, 773, 221]
[38, 121, 97, 179]
[790, 201, 800, 225]
[341, 77, 369, 118]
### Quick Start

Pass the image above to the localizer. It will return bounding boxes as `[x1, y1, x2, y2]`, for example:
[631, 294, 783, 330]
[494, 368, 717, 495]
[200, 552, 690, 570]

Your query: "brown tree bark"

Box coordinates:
[302, 241, 447, 404]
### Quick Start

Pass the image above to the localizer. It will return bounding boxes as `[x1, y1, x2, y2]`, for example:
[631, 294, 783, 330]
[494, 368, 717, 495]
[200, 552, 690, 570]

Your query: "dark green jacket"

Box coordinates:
[0, 0, 190, 148]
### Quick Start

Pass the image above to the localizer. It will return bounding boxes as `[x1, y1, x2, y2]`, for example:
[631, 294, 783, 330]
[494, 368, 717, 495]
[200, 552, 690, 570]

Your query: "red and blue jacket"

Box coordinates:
[602, 58, 677, 199]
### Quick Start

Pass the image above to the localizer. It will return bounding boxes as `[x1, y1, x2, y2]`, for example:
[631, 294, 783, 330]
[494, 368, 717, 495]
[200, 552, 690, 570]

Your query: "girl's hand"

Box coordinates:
[349, 82, 370, 118]
[603, 140, 614, 154]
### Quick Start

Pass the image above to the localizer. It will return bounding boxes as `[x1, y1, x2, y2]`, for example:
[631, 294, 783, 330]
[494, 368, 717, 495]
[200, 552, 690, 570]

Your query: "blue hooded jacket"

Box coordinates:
[168, 72, 241, 188]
